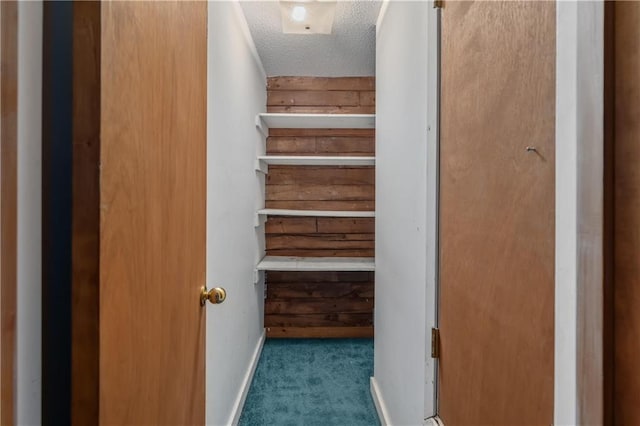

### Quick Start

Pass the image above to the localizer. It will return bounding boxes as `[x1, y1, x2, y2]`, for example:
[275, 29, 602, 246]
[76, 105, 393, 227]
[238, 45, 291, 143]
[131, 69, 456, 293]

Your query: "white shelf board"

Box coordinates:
[256, 256, 375, 272]
[257, 113, 375, 135]
[258, 209, 375, 218]
[257, 156, 375, 167]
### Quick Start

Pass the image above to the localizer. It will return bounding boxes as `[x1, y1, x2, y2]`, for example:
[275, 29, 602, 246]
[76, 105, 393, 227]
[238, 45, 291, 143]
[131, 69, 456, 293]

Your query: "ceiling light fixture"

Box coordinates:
[280, 1, 337, 35]
[291, 5, 307, 22]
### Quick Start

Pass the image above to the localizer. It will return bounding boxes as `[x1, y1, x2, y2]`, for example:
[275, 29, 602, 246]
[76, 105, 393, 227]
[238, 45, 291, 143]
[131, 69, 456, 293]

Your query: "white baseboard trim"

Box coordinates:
[370, 377, 392, 426]
[228, 329, 266, 426]
[424, 415, 444, 426]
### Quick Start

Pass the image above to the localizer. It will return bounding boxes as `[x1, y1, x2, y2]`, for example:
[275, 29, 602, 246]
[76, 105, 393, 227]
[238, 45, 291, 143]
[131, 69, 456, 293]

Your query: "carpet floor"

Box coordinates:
[239, 338, 379, 426]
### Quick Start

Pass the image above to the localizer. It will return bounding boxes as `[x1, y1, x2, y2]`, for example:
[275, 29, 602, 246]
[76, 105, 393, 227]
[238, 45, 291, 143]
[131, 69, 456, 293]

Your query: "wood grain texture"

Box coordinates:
[267, 282, 374, 299]
[267, 77, 376, 115]
[268, 76, 375, 91]
[71, 3, 100, 424]
[0, 3, 18, 424]
[317, 218, 375, 233]
[265, 272, 374, 330]
[268, 90, 359, 107]
[267, 234, 374, 250]
[264, 77, 375, 338]
[267, 184, 374, 201]
[264, 269, 374, 324]
[265, 82, 376, 253]
[267, 137, 317, 154]
[266, 249, 375, 257]
[316, 137, 375, 154]
[267, 271, 374, 282]
[268, 137, 374, 156]
[266, 200, 375, 211]
[438, 2, 555, 424]
[267, 167, 374, 185]
[266, 217, 317, 234]
[265, 314, 373, 327]
[99, 2, 207, 424]
[268, 128, 374, 138]
[613, 2, 640, 424]
[267, 106, 375, 114]
[266, 326, 374, 338]
[265, 299, 374, 315]
[359, 92, 375, 107]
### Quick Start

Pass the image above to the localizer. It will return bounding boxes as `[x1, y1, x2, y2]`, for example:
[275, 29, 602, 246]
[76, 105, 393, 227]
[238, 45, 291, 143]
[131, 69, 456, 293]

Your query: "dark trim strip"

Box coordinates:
[42, 3, 73, 424]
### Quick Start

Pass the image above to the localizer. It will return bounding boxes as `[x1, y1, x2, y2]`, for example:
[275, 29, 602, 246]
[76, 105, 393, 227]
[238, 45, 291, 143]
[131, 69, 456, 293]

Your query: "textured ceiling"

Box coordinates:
[239, 1, 381, 77]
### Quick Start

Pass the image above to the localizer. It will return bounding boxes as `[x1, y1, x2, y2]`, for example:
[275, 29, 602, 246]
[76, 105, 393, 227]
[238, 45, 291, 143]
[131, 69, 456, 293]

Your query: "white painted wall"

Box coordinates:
[373, 2, 433, 424]
[555, 1, 604, 424]
[16, 2, 43, 424]
[206, 2, 267, 425]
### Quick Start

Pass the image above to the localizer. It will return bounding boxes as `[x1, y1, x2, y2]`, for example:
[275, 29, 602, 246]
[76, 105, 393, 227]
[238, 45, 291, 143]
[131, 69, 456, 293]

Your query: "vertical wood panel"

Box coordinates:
[439, 1, 555, 424]
[603, 2, 615, 423]
[99, 2, 207, 424]
[613, 2, 640, 424]
[71, 3, 100, 424]
[0, 3, 18, 424]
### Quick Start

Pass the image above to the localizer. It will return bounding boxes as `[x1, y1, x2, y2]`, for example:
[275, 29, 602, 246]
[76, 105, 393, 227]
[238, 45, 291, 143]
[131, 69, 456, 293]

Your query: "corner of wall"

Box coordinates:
[228, 330, 266, 426]
[370, 377, 392, 426]
[376, 0, 391, 38]
[231, 0, 267, 81]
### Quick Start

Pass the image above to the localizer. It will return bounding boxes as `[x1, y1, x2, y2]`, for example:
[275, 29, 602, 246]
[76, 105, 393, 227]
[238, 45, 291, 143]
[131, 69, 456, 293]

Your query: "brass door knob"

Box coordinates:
[200, 286, 227, 306]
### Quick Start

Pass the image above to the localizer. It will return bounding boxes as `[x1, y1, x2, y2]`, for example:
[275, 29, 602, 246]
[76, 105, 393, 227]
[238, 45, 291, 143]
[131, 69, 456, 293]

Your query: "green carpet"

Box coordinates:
[239, 338, 379, 426]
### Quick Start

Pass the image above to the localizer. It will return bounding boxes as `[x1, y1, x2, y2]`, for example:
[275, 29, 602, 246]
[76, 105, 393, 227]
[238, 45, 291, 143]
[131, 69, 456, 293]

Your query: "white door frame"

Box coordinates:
[554, 1, 604, 424]
[424, 0, 440, 420]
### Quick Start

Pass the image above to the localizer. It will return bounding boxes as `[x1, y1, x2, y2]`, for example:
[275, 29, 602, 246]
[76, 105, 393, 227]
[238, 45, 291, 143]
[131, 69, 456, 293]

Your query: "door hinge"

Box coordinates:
[433, 0, 443, 9]
[431, 328, 440, 358]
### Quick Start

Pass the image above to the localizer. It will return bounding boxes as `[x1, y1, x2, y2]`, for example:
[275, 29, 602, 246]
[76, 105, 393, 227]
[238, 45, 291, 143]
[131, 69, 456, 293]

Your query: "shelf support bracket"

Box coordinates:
[254, 211, 266, 228]
[255, 115, 268, 138]
[254, 159, 268, 174]
[253, 269, 264, 285]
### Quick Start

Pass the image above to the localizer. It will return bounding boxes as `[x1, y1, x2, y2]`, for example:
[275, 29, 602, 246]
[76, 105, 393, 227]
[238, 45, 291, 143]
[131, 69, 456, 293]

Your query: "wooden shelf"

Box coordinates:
[257, 209, 375, 218]
[256, 256, 375, 272]
[256, 113, 375, 135]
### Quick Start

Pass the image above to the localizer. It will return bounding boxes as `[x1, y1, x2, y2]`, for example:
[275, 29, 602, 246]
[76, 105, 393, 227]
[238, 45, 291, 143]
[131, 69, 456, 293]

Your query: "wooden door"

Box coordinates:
[99, 2, 207, 424]
[70, 2, 208, 424]
[438, 1, 555, 424]
[611, 2, 640, 424]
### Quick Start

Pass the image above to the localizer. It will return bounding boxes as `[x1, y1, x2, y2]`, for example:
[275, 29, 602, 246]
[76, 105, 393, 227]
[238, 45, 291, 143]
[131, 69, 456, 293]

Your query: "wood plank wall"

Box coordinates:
[265, 76, 375, 338]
